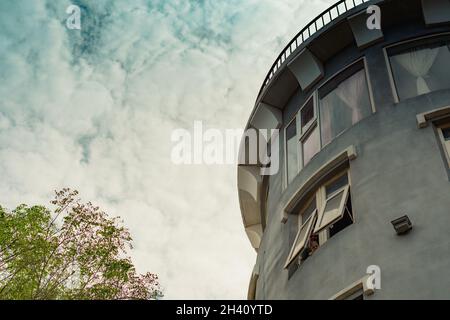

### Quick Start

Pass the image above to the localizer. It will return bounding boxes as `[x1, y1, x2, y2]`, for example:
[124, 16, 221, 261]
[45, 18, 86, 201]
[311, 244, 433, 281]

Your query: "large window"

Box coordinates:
[285, 171, 354, 269]
[388, 36, 450, 101]
[319, 62, 372, 146]
[284, 60, 373, 187]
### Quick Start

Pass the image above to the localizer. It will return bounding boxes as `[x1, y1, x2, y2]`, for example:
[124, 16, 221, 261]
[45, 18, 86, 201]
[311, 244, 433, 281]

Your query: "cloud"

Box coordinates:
[0, 0, 331, 298]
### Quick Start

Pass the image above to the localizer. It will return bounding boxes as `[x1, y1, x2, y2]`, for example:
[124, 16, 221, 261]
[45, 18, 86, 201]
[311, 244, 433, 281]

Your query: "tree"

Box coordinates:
[0, 188, 162, 300]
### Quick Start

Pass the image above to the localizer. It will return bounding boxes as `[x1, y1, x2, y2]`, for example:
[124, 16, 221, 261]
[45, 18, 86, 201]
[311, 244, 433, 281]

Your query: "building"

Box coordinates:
[237, 0, 450, 300]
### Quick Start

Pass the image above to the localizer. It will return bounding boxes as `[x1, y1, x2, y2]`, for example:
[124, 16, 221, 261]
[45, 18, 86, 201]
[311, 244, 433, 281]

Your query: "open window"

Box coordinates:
[314, 173, 354, 239]
[314, 185, 352, 236]
[284, 197, 318, 269]
[285, 171, 354, 270]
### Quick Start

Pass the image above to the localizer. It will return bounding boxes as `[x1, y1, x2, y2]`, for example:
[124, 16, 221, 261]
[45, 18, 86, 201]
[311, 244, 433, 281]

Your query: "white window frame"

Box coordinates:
[284, 209, 317, 269]
[314, 185, 351, 234]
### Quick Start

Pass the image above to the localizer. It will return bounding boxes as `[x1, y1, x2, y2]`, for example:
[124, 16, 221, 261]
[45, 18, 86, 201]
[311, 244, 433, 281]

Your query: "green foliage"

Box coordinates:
[0, 189, 162, 300]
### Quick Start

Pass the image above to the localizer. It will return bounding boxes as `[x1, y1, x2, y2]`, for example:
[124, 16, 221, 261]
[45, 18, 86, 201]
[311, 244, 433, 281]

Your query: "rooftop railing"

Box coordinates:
[256, 0, 371, 101]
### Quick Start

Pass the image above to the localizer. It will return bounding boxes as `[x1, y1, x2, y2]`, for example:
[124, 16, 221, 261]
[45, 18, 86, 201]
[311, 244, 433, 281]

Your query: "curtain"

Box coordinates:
[335, 70, 367, 124]
[320, 70, 368, 146]
[394, 47, 439, 96]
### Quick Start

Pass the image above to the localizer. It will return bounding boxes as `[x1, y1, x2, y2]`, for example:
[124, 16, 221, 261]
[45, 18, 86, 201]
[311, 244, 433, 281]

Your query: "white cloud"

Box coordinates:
[0, 0, 332, 299]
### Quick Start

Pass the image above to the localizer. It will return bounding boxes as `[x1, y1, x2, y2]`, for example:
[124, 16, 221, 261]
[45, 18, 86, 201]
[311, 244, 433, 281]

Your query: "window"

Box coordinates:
[299, 98, 320, 167]
[284, 59, 374, 187]
[325, 174, 348, 197]
[298, 197, 316, 226]
[302, 125, 320, 166]
[347, 289, 364, 300]
[285, 171, 354, 269]
[319, 62, 372, 146]
[329, 275, 375, 300]
[284, 198, 317, 268]
[436, 121, 450, 167]
[286, 118, 299, 185]
[315, 174, 354, 238]
[285, 97, 320, 187]
[388, 36, 450, 101]
[300, 98, 315, 134]
[314, 186, 350, 233]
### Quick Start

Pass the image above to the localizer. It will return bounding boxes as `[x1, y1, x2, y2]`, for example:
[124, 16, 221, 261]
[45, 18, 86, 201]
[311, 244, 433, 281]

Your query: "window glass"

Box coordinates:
[326, 174, 349, 198]
[314, 186, 350, 234]
[302, 125, 320, 166]
[389, 39, 450, 100]
[299, 197, 316, 227]
[286, 119, 298, 184]
[285, 213, 316, 268]
[320, 69, 372, 146]
[300, 99, 314, 133]
[323, 192, 343, 218]
[291, 218, 312, 257]
[329, 197, 353, 238]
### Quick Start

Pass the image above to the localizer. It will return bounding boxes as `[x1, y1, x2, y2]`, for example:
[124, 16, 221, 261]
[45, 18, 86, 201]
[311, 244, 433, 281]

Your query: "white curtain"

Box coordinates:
[335, 70, 367, 124]
[320, 70, 369, 146]
[394, 48, 439, 96]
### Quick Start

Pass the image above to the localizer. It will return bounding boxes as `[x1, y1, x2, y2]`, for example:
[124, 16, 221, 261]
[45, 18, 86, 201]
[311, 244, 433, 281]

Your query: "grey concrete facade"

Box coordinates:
[239, 0, 450, 300]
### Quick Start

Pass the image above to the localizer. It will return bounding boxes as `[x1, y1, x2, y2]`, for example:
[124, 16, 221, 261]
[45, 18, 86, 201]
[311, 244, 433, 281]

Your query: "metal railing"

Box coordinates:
[256, 0, 371, 101]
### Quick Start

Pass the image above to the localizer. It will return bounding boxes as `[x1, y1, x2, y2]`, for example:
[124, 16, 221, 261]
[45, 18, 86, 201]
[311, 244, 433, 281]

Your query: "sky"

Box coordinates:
[0, 0, 332, 299]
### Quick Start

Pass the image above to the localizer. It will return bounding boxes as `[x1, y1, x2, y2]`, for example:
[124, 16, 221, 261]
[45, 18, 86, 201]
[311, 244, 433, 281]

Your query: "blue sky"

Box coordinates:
[0, 0, 331, 299]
